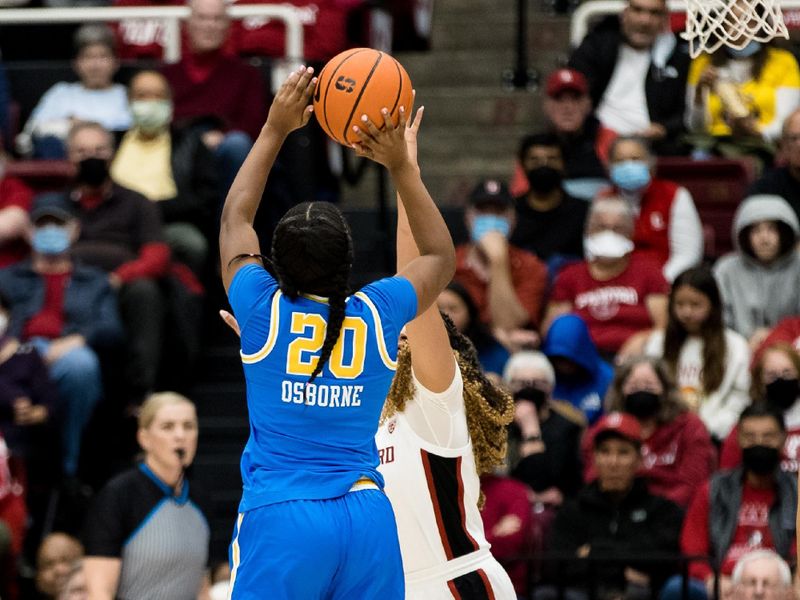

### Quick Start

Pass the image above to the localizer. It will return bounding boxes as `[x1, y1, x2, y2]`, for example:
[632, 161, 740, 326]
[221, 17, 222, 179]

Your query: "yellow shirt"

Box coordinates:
[687, 47, 800, 138]
[111, 129, 178, 201]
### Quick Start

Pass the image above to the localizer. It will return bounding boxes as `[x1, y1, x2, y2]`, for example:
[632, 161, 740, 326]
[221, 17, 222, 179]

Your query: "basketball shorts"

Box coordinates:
[228, 487, 404, 599]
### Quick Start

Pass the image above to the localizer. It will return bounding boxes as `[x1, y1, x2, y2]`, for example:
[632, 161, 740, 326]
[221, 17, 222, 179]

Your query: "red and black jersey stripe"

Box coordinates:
[446, 568, 496, 600]
[420, 449, 480, 561]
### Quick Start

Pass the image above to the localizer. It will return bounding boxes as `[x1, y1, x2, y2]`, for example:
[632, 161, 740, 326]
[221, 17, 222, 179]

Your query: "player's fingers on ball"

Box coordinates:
[380, 108, 394, 132]
[353, 124, 376, 144]
[361, 115, 382, 138]
[304, 77, 317, 98]
[398, 106, 408, 129]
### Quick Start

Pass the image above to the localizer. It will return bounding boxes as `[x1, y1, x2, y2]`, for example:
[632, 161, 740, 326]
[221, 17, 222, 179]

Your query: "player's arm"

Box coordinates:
[353, 106, 456, 316]
[395, 107, 455, 392]
[219, 66, 316, 293]
[84, 556, 121, 600]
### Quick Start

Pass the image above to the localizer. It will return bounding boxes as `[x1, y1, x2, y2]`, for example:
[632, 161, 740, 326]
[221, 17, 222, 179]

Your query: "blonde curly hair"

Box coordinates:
[382, 313, 515, 507]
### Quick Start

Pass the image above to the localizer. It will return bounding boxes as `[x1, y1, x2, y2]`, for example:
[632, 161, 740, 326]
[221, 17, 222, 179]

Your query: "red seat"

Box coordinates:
[5, 160, 73, 193]
[655, 157, 755, 258]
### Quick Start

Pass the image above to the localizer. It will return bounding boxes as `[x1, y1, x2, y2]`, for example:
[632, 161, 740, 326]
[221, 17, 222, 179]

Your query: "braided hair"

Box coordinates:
[382, 313, 514, 507]
[271, 201, 354, 384]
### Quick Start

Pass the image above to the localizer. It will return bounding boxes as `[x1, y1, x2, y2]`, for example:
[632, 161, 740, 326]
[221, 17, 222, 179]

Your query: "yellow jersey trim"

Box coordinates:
[228, 513, 245, 596]
[240, 290, 282, 364]
[354, 291, 397, 370]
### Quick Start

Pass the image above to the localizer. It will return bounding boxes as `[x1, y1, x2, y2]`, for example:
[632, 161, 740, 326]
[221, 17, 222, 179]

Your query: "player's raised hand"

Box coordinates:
[404, 93, 424, 167]
[351, 105, 414, 172]
[266, 66, 316, 137]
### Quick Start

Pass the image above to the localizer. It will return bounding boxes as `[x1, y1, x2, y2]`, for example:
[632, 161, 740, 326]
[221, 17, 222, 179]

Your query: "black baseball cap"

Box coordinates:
[468, 179, 513, 209]
[30, 193, 76, 223]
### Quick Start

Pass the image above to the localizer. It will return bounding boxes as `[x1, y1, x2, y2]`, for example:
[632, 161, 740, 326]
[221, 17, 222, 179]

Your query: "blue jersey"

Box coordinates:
[228, 264, 418, 512]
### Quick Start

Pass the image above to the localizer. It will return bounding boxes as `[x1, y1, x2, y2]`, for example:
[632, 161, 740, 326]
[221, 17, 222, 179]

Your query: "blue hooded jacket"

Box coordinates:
[542, 313, 613, 424]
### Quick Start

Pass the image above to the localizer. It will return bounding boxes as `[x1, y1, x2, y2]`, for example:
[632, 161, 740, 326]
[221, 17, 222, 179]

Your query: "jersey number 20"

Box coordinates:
[286, 312, 367, 378]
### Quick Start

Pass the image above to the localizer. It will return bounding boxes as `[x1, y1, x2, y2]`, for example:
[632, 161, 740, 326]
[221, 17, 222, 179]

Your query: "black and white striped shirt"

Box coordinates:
[83, 463, 210, 600]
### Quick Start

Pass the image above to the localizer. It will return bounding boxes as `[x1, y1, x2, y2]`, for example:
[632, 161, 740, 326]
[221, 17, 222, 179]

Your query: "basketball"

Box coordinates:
[313, 48, 414, 147]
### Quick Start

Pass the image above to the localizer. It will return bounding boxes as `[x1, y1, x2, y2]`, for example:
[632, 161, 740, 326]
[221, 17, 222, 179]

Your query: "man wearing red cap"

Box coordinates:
[543, 411, 683, 600]
[511, 68, 612, 202]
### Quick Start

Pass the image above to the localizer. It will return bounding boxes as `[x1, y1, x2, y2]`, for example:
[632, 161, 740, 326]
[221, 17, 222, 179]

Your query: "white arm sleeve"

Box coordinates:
[403, 360, 470, 449]
[685, 84, 709, 132]
[761, 87, 800, 141]
[664, 187, 704, 282]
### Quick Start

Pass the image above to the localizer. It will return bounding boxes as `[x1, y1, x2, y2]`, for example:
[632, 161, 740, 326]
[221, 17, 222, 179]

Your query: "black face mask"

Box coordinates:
[526, 166, 563, 195]
[623, 391, 661, 419]
[76, 157, 109, 187]
[514, 386, 547, 409]
[742, 444, 781, 475]
[765, 378, 800, 412]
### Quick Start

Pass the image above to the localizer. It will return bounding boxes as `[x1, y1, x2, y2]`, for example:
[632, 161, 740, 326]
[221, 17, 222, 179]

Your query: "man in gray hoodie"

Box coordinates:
[714, 194, 800, 350]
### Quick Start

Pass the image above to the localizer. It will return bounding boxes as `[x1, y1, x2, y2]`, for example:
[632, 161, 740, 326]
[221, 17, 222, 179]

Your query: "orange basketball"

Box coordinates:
[313, 48, 414, 147]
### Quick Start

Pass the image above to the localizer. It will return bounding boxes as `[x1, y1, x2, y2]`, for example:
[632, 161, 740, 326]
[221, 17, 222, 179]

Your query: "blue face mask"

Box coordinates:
[470, 214, 510, 243]
[610, 160, 651, 192]
[32, 225, 71, 255]
[728, 41, 761, 58]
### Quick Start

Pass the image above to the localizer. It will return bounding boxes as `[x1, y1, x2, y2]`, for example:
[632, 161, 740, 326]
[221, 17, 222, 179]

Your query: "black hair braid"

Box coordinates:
[271, 201, 354, 384]
[309, 270, 348, 384]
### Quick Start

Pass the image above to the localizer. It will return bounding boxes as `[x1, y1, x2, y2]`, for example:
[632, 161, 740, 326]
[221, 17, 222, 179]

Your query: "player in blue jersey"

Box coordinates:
[219, 66, 456, 599]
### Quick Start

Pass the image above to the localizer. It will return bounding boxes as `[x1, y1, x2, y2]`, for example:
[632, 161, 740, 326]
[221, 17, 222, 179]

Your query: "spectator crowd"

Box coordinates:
[2, 0, 800, 597]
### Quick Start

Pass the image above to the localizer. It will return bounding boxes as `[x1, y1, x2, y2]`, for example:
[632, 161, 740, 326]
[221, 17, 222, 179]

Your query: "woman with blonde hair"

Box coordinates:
[82, 392, 209, 600]
[583, 356, 716, 507]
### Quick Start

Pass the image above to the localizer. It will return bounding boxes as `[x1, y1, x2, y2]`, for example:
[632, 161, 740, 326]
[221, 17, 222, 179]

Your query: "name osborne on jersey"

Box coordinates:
[281, 380, 364, 407]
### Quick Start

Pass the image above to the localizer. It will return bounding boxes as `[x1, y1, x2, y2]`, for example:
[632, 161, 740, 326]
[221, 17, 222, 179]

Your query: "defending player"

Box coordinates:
[219, 66, 455, 598]
[373, 108, 517, 599]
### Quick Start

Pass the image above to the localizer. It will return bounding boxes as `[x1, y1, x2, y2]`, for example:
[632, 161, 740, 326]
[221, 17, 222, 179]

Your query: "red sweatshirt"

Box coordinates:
[162, 50, 267, 140]
[480, 474, 531, 595]
[583, 412, 716, 507]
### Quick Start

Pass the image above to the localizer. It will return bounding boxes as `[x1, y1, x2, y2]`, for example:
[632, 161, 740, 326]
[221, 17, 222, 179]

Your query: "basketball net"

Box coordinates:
[682, 0, 789, 58]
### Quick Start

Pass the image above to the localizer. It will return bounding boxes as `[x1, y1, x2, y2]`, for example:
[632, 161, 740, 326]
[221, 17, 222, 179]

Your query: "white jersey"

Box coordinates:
[376, 364, 516, 599]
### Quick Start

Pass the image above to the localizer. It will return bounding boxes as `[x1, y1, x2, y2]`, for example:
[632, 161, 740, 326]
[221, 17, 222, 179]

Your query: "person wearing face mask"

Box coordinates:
[63, 121, 196, 409]
[676, 404, 796, 600]
[503, 351, 584, 505]
[111, 70, 218, 276]
[584, 356, 715, 508]
[545, 196, 669, 359]
[541, 313, 614, 425]
[721, 344, 800, 473]
[542, 412, 684, 600]
[686, 34, 800, 156]
[605, 136, 703, 282]
[713, 195, 800, 350]
[455, 179, 548, 334]
[0, 193, 123, 479]
[510, 70, 613, 202]
[509, 133, 589, 275]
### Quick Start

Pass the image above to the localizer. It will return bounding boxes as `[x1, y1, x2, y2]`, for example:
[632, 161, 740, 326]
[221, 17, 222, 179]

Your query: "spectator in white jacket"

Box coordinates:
[645, 266, 750, 440]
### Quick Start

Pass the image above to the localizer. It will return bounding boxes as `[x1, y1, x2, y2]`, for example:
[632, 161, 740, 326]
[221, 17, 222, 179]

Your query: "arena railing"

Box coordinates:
[570, 0, 800, 47]
[0, 5, 306, 87]
[515, 552, 719, 600]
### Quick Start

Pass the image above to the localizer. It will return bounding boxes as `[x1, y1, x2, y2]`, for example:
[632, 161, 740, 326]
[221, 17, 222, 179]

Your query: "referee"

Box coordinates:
[82, 392, 209, 599]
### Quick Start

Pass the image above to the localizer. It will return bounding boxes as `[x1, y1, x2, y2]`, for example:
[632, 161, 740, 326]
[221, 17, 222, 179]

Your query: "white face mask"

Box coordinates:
[584, 230, 634, 260]
[0, 313, 9, 337]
